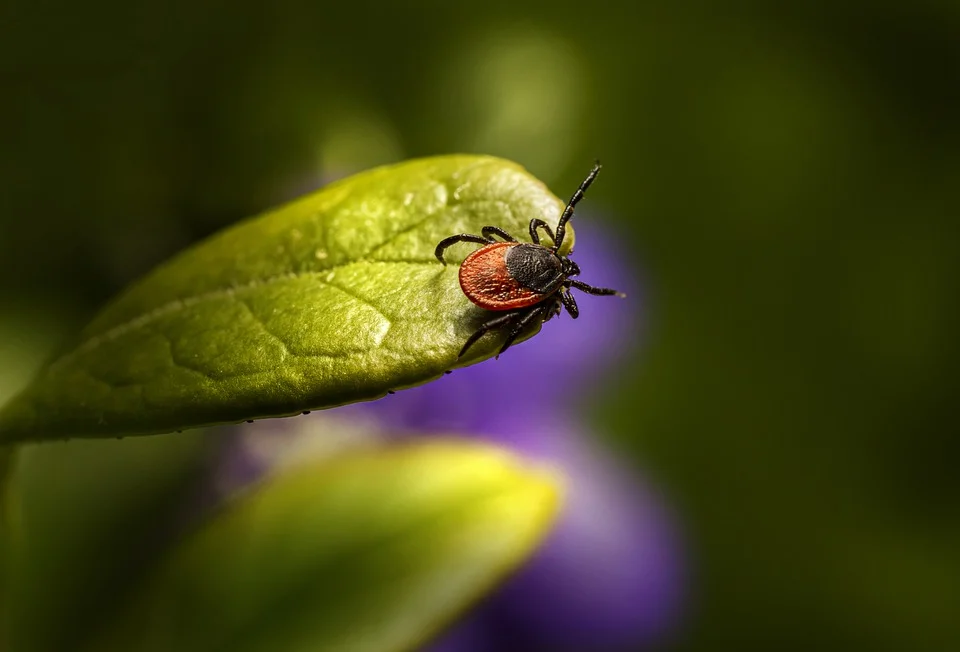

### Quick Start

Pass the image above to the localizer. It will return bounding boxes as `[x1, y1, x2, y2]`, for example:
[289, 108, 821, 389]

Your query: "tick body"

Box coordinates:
[436, 161, 625, 358]
[459, 242, 564, 311]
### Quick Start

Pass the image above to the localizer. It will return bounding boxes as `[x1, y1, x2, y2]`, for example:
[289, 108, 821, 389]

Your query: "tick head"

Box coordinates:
[562, 257, 581, 278]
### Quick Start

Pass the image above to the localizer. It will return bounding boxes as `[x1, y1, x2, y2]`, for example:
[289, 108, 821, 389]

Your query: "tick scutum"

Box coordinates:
[504, 243, 564, 295]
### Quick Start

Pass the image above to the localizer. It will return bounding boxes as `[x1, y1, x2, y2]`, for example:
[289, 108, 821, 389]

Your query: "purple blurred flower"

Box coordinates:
[423, 417, 685, 652]
[207, 219, 685, 651]
[343, 219, 684, 650]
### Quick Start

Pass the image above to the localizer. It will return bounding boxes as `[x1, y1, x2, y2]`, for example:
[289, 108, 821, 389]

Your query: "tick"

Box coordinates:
[435, 161, 624, 358]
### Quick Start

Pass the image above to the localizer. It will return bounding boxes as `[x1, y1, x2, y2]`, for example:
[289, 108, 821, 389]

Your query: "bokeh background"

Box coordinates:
[2, 1, 959, 651]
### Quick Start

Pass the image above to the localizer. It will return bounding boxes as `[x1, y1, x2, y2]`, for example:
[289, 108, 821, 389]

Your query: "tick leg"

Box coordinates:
[554, 160, 602, 253]
[536, 296, 562, 325]
[566, 279, 625, 297]
[480, 226, 517, 242]
[544, 296, 563, 322]
[528, 219, 556, 246]
[560, 290, 579, 318]
[497, 304, 549, 357]
[435, 234, 492, 264]
[459, 311, 519, 358]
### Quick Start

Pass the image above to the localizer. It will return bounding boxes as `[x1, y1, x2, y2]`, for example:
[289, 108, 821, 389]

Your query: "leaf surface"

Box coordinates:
[0, 156, 571, 442]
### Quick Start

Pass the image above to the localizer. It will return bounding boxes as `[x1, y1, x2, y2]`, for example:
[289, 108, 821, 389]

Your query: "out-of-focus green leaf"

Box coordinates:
[0, 300, 101, 649]
[0, 447, 13, 641]
[2, 433, 209, 652]
[89, 439, 562, 652]
[0, 156, 571, 443]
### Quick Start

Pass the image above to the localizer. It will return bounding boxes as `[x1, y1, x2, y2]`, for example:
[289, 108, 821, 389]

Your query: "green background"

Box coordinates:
[2, 1, 958, 650]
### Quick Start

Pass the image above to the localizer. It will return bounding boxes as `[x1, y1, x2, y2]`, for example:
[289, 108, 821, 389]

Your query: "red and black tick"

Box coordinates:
[435, 161, 624, 358]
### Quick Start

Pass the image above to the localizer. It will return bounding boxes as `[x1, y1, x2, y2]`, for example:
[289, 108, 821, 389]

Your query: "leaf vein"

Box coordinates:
[233, 297, 293, 359]
[52, 261, 438, 371]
